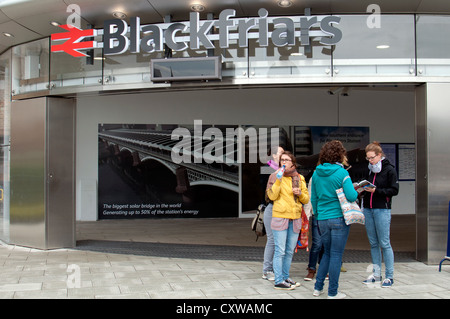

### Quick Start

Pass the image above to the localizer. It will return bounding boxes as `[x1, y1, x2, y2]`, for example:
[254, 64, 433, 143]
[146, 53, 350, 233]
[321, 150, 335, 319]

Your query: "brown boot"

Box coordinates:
[304, 268, 316, 281]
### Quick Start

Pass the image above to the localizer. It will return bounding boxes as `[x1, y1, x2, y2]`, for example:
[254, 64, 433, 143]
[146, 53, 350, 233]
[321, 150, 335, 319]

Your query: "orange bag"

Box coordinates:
[296, 207, 309, 252]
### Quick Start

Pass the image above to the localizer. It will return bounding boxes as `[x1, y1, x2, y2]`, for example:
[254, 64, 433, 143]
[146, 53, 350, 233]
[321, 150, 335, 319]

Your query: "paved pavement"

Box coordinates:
[0, 240, 449, 300]
[0, 217, 448, 301]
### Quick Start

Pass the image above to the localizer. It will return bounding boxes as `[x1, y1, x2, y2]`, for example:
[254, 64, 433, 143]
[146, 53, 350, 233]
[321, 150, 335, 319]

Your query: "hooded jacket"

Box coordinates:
[311, 163, 358, 221]
[362, 158, 399, 209]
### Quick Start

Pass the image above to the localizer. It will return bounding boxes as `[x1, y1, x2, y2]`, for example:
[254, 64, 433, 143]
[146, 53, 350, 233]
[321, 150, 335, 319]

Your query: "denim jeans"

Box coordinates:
[272, 220, 299, 285]
[363, 208, 394, 279]
[314, 217, 350, 297]
[262, 203, 274, 274]
[307, 216, 323, 270]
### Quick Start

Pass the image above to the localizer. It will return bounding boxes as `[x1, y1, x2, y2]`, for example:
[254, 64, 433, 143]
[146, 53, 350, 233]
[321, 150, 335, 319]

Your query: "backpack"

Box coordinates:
[251, 204, 266, 241]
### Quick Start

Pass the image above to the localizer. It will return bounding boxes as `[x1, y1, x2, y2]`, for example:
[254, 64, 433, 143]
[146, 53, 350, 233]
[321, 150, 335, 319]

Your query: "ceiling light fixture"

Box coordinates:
[278, 0, 292, 8]
[377, 44, 390, 49]
[3, 32, 14, 38]
[191, 4, 205, 12]
[112, 11, 127, 19]
[50, 21, 61, 27]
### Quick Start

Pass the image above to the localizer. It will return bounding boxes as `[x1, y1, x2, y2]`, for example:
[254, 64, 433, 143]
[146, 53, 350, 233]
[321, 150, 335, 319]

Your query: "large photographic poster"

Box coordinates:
[98, 123, 240, 219]
[98, 124, 369, 219]
[243, 126, 370, 212]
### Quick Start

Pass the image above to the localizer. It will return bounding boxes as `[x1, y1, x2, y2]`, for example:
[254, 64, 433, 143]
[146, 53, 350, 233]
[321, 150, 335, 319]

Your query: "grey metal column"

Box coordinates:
[416, 83, 450, 264]
[416, 84, 428, 262]
[46, 97, 76, 248]
[10, 97, 75, 249]
[10, 97, 46, 248]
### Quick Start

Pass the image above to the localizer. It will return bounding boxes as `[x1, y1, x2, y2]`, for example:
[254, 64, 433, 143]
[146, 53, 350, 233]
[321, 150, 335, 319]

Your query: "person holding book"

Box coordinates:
[361, 141, 399, 288]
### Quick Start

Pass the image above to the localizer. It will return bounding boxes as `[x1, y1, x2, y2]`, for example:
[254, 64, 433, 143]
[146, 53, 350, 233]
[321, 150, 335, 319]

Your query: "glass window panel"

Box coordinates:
[104, 42, 246, 86]
[204, 22, 249, 79]
[248, 17, 332, 79]
[50, 33, 103, 89]
[12, 38, 50, 95]
[333, 15, 416, 76]
[416, 15, 450, 76]
[103, 22, 179, 86]
[215, 40, 248, 79]
[249, 38, 332, 78]
[0, 50, 11, 243]
[0, 51, 11, 147]
[104, 50, 163, 86]
[151, 57, 220, 81]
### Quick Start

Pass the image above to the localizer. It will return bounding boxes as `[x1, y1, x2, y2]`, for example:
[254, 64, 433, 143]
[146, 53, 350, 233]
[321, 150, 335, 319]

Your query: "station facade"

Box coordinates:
[0, 4, 449, 264]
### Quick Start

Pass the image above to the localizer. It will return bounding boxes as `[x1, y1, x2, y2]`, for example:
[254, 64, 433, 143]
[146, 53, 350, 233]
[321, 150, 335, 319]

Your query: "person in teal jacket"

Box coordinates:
[311, 140, 358, 299]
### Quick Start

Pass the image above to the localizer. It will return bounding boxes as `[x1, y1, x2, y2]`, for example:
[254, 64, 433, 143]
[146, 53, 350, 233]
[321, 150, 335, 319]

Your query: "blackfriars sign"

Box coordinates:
[51, 8, 342, 57]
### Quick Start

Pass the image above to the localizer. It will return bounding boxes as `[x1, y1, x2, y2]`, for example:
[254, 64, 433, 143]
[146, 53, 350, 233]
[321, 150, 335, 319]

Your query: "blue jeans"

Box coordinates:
[314, 217, 350, 297]
[272, 220, 299, 285]
[363, 208, 394, 279]
[262, 203, 274, 274]
[307, 216, 323, 270]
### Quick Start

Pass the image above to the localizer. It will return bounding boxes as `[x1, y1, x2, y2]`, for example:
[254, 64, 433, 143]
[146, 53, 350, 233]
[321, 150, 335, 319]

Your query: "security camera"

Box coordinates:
[341, 87, 350, 96]
[327, 87, 343, 95]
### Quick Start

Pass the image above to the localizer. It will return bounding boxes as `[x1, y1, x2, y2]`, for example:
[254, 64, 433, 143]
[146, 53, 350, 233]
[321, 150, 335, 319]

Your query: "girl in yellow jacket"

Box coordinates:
[266, 151, 309, 290]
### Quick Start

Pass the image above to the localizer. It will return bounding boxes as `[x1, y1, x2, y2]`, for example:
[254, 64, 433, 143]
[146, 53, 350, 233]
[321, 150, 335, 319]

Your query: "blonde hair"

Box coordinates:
[365, 141, 385, 157]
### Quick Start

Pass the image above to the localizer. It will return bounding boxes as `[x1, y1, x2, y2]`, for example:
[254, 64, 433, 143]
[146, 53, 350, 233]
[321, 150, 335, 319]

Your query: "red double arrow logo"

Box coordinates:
[51, 25, 97, 57]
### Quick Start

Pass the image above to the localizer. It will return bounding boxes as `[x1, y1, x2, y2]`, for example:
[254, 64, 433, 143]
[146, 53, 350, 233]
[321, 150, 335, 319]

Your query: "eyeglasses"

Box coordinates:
[366, 155, 378, 161]
[280, 158, 292, 162]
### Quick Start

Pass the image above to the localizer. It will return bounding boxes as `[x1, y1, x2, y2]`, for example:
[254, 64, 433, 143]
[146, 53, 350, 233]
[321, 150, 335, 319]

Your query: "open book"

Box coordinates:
[355, 180, 376, 193]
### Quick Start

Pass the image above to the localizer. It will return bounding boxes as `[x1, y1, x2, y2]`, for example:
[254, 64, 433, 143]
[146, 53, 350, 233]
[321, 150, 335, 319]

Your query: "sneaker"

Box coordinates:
[262, 271, 275, 281]
[312, 289, 323, 297]
[363, 274, 382, 285]
[274, 281, 295, 290]
[285, 278, 301, 287]
[327, 292, 346, 299]
[304, 268, 316, 281]
[381, 278, 394, 288]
